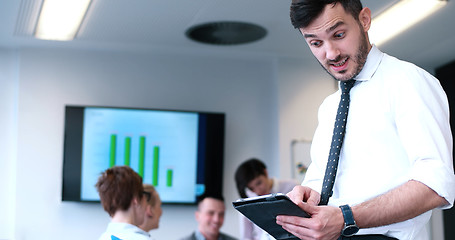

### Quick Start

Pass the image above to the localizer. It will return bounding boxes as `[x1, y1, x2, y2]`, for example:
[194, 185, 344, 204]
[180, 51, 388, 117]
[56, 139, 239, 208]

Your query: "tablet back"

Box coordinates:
[233, 193, 309, 240]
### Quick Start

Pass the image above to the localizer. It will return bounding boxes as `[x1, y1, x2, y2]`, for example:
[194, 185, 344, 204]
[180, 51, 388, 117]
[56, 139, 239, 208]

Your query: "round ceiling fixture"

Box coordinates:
[186, 21, 267, 45]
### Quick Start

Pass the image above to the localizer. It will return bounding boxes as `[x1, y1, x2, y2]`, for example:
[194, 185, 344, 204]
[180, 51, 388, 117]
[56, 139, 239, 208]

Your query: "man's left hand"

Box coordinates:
[276, 202, 344, 240]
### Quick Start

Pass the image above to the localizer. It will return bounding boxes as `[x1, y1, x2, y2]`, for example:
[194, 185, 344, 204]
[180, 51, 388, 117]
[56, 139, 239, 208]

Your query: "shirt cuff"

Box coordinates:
[409, 158, 455, 209]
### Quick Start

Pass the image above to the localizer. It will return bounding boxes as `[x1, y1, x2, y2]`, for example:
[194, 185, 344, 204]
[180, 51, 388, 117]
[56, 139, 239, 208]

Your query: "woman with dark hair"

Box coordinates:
[96, 166, 152, 240]
[234, 158, 298, 240]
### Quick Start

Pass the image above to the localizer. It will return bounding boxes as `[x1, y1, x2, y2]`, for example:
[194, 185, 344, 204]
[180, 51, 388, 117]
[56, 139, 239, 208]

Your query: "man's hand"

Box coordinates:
[286, 185, 320, 206]
[275, 186, 344, 240]
[276, 181, 449, 240]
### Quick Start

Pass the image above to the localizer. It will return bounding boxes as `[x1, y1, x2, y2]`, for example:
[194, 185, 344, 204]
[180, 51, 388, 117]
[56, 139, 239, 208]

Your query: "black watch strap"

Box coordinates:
[340, 205, 355, 224]
[339, 204, 359, 237]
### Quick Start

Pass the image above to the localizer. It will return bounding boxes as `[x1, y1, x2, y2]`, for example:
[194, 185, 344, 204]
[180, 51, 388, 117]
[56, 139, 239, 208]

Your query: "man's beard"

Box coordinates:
[320, 27, 369, 81]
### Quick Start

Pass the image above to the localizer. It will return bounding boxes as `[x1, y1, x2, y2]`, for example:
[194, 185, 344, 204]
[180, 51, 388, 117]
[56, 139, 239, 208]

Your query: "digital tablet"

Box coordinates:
[232, 193, 310, 240]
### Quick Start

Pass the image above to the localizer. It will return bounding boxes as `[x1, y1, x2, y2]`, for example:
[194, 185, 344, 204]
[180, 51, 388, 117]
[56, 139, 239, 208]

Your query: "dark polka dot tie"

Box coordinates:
[319, 80, 356, 206]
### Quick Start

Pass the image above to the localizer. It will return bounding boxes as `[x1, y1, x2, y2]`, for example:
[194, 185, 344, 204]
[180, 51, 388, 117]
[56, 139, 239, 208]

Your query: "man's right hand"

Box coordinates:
[287, 185, 320, 206]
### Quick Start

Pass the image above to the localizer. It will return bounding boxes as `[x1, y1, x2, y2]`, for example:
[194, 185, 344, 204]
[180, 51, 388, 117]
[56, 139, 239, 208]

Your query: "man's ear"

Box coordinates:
[194, 211, 200, 222]
[146, 205, 154, 218]
[359, 7, 372, 32]
[131, 197, 139, 206]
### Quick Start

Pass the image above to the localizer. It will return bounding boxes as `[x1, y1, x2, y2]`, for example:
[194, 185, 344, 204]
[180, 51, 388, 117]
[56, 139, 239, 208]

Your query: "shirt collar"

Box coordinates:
[195, 229, 224, 240]
[353, 45, 383, 82]
[106, 222, 151, 237]
[195, 230, 206, 240]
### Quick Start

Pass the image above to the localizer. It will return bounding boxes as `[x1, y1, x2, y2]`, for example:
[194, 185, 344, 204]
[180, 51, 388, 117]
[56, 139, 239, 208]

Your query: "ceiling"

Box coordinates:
[1, 0, 454, 71]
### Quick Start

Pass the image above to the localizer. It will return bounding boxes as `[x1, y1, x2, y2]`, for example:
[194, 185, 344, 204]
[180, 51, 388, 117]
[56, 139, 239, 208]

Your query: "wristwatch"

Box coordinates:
[339, 204, 359, 237]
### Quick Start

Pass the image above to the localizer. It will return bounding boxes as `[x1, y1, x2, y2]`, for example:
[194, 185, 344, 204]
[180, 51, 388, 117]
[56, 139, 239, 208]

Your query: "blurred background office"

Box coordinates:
[1, 0, 455, 239]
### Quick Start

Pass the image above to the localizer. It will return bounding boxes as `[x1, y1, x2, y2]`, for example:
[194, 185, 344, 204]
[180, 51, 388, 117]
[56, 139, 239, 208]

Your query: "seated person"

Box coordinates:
[234, 158, 298, 240]
[179, 194, 237, 240]
[96, 166, 152, 240]
[139, 184, 163, 233]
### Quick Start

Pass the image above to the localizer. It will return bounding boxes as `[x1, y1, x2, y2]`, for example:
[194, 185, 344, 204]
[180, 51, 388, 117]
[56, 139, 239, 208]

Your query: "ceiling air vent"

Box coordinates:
[186, 21, 267, 45]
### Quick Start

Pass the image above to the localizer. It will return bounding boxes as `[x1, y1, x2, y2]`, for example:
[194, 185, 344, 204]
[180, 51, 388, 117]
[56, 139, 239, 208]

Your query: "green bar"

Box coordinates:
[138, 136, 146, 178]
[124, 137, 131, 166]
[166, 169, 173, 187]
[152, 146, 159, 186]
[109, 134, 117, 168]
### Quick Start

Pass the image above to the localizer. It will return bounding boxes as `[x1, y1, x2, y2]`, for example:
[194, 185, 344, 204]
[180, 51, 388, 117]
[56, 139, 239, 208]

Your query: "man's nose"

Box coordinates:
[325, 42, 341, 61]
[213, 214, 223, 223]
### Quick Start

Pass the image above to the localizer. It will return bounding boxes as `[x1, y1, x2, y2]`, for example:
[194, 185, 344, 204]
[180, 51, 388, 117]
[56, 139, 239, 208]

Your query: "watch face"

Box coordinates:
[343, 225, 359, 236]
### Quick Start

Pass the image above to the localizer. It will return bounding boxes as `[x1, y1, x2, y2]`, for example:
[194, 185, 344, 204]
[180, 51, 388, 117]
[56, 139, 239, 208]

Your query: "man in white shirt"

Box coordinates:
[276, 0, 455, 240]
[97, 166, 153, 240]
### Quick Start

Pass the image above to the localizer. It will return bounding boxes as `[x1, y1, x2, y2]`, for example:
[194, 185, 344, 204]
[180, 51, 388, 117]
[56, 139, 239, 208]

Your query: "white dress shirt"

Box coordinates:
[303, 45, 455, 240]
[98, 222, 152, 240]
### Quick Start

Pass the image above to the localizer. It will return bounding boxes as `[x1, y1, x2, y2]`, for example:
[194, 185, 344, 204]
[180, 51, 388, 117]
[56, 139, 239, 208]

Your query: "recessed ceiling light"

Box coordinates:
[369, 0, 447, 46]
[35, 0, 92, 41]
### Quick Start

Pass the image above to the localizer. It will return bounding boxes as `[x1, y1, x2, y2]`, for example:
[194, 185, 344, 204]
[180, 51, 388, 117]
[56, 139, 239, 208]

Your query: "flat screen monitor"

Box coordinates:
[62, 105, 225, 204]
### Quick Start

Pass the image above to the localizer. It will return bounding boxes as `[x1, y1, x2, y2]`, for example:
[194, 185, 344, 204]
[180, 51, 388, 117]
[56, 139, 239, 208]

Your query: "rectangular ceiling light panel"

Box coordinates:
[369, 0, 447, 46]
[35, 0, 92, 41]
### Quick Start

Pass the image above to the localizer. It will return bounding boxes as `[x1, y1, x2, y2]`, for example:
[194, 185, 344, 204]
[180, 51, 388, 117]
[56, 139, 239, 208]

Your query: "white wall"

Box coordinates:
[0, 49, 19, 239]
[276, 57, 337, 179]
[4, 48, 281, 240]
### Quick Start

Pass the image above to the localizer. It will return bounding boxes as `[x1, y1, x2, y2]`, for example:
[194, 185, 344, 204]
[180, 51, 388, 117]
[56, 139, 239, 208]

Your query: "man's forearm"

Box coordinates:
[352, 180, 448, 228]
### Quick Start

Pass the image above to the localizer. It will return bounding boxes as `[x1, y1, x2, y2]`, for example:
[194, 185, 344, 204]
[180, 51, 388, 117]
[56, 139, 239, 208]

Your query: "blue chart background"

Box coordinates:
[81, 107, 199, 203]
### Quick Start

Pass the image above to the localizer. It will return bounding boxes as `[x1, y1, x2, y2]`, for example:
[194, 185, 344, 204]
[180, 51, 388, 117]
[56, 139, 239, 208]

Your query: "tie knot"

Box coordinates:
[340, 80, 356, 93]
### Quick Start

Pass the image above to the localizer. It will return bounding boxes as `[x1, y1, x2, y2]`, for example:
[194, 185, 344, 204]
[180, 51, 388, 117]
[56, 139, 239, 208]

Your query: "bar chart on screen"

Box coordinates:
[108, 135, 174, 187]
[80, 107, 199, 203]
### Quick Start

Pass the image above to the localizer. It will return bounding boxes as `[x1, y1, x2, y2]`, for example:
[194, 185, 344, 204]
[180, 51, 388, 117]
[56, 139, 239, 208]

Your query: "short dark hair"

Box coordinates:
[196, 193, 225, 209]
[234, 158, 267, 198]
[96, 166, 144, 217]
[290, 0, 363, 29]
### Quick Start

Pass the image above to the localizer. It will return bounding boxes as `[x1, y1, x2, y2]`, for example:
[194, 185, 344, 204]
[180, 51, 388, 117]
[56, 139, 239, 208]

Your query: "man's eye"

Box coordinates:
[335, 32, 345, 38]
[310, 41, 322, 47]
